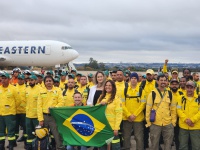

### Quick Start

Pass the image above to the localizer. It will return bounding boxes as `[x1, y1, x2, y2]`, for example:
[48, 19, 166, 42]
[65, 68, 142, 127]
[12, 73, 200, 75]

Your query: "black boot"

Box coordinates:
[6, 141, 17, 148]
[8, 141, 14, 150]
[23, 138, 27, 149]
[26, 144, 32, 150]
[17, 136, 25, 142]
[0, 140, 5, 150]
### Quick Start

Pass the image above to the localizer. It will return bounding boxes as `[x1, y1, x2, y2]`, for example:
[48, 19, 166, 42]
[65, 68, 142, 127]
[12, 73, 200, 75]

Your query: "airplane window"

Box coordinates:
[61, 46, 73, 50]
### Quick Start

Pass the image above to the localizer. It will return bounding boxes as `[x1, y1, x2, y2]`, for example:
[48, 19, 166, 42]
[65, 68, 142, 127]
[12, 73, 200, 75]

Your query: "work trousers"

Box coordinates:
[179, 128, 200, 150]
[149, 123, 174, 150]
[26, 117, 38, 144]
[15, 113, 26, 138]
[123, 120, 144, 150]
[0, 115, 16, 142]
[43, 114, 64, 150]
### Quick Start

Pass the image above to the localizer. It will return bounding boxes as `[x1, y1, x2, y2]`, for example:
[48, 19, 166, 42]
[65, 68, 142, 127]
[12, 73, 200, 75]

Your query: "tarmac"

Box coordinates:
[5, 131, 176, 150]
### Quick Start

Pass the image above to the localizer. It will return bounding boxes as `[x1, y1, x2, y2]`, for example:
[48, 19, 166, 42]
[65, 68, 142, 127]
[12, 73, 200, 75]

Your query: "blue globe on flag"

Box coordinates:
[71, 114, 95, 136]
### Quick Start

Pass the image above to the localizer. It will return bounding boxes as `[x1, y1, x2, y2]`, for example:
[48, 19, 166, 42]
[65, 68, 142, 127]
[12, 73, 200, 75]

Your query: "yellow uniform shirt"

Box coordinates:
[177, 95, 200, 130]
[143, 80, 156, 98]
[37, 86, 64, 121]
[146, 88, 177, 127]
[179, 88, 186, 96]
[16, 84, 26, 114]
[77, 85, 89, 104]
[87, 82, 94, 88]
[115, 81, 126, 99]
[63, 88, 76, 106]
[26, 85, 41, 118]
[59, 80, 68, 90]
[0, 84, 20, 116]
[122, 84, 147, 122]
[97, 93, 122, 130]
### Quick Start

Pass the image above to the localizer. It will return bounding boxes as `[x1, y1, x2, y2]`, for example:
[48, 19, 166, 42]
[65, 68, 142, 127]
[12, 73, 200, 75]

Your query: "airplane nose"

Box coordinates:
[72, 49, 79, 59]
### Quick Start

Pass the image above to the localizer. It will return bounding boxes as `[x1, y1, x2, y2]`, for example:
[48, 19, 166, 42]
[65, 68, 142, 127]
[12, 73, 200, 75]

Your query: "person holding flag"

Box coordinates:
[97, 80, 122, 150]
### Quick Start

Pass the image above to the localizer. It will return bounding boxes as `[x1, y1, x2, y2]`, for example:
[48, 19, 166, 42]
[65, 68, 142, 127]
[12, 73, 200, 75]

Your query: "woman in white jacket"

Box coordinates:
[87, 71, 106, 106]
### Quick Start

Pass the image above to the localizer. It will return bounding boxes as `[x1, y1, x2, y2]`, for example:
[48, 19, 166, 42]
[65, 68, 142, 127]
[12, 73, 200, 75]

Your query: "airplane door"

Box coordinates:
[45, 45, 51, 55]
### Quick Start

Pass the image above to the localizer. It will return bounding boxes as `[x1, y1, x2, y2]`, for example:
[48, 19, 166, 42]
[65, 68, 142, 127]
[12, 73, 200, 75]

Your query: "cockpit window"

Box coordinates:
[61, 46, 73, 50]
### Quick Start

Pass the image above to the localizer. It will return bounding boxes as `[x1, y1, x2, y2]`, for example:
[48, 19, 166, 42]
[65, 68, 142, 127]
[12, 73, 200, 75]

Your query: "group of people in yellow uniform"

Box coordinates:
[0, 59, 200, 150]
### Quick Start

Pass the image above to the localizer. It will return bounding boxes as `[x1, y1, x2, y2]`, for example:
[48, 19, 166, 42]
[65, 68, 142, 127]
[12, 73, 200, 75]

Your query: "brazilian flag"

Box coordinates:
[50, 105, 113, 147]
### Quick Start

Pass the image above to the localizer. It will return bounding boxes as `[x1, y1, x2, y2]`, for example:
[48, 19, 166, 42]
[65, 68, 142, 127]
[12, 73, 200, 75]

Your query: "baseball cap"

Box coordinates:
[1, 72, 10, 78]
[46, 70, 53, 75]
[186, 81, 195, 87]
[68, 74, 75, 79]
[61, 72, 67, 76]
[172, 70, 178, 74]
[54, 77, 60, 82]
[76, 73, 82, 76]
[146, 69, 154, 75]
[88, 73, 93, 78]
[29, 75, 37, 80]
[170, 79, 179, 84]
[18, 74, 25, 80]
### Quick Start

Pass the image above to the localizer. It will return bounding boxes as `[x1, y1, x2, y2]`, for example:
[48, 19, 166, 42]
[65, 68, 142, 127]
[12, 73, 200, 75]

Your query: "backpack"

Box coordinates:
[124, 82, 143, 102]
[151, 89, 172, 105]
[140, 80, 158, 90]
[62, 87, 78, 96]
[181, 95, 200, 110]
[32, 136, 50, 150]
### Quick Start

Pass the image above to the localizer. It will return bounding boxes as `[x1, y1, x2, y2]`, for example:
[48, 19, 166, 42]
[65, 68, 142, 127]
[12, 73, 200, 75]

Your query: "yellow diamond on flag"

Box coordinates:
[63, 109, 106, 142]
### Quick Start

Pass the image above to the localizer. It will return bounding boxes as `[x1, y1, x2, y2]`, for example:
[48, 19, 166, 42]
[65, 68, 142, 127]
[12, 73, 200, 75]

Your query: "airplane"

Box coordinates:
[0, 40, 79, 67]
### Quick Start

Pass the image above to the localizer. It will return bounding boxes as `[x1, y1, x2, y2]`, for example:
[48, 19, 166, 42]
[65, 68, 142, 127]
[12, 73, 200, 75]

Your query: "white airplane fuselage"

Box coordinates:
[0, 40, 79, 66]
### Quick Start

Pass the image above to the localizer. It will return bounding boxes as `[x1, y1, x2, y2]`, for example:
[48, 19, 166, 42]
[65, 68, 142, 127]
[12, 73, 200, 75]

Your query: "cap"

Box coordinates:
[146, 69, 154, 75]
[170, 79, 179, 84]
[54, 77, 60, 82]
[172, 70, 178, 74]
[76, 73, 82, 76]
[46, 70, 53, 75]
[32, 71, 40, 76]
[68, 74, 75, 79]
[13, 68, 21, 72]
[104, 70, 109, 76]
[23, 70, 31, 75]
[71, 69, 77, 73]
[29, 75, 37, 80]
[1, 72, 10, 78]
[36, 73, 44, 78]
[18, 74, 25, 80]
[88, 73, 93, 78]
[130, 72, 139, 80]
[61, 72, 67, 76]
[186, 81, 195, 87]
[142, 74, 146, 78]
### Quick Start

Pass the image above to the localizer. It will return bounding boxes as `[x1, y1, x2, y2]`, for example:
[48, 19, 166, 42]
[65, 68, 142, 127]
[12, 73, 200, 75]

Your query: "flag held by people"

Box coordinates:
[50, 105, 113, 147]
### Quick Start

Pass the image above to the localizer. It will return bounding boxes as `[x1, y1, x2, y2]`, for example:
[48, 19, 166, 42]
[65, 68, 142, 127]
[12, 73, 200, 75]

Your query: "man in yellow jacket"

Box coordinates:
[0, 72, 20, 150]
[15, 74, 27, 146]
[146, 74, 177, 150]
[122, 72, 146, 150]
[25, 74, 41, 150]
[37, 75, 65, 150]
[177, 81, 200, 149]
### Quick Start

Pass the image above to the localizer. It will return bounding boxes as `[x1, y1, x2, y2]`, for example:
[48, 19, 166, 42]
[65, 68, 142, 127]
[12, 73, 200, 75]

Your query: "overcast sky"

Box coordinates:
[0, 0, 200, 63]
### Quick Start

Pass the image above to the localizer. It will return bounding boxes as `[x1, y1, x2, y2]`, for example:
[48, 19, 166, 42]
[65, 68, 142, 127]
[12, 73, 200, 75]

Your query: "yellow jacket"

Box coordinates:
[146, 88, 177, 127]
[37, 86, 64, 121]
[179, 88, 186, 96]
[59, 80, 68, 90]
[77, 85, 89, 104]
[63, 88, 76, 106]
[122, 84, 147, 122]
[177, 95, 200, 130]
[16, 84, 26, 114]
[97, 94, 122, 130]
[115, 81, 126, 99]
[0, 84, 20, 116]
[143, 80, 156, 98]
[26, 85, 41, 118]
